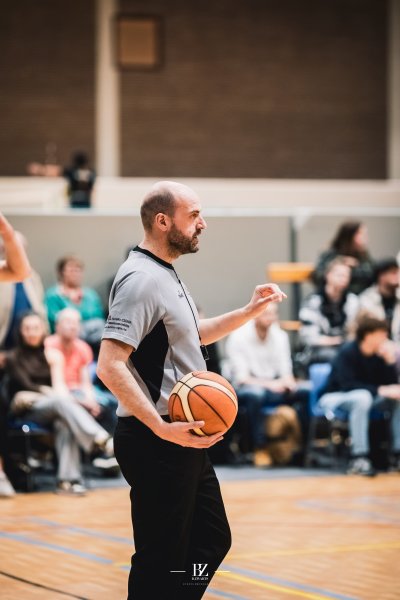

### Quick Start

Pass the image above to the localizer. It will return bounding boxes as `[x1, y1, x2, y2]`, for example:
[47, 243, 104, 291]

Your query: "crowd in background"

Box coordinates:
[0, 215, 399, 497]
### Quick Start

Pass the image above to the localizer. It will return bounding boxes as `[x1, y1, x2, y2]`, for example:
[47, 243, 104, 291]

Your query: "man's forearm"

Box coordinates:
[97, 360, 164, 434]
[199, 308, 250, 345]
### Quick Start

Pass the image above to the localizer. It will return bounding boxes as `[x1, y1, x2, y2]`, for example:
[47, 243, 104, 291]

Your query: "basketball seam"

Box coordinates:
[179, 381, 231, 429]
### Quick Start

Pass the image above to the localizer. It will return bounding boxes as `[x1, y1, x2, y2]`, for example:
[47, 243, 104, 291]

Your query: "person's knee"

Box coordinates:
[352, 390, 374, 411]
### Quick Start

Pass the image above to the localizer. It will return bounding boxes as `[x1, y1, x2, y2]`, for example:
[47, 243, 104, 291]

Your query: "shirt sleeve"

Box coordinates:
[102, 271, 164, 349]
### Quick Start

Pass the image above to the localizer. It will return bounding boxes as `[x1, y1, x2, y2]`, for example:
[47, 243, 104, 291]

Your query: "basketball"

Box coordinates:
[168, 371, 238, 436]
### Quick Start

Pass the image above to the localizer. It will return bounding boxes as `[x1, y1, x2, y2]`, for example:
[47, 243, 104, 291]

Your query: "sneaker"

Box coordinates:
[347, 457, 376, 477]
[253, 449, 273, 468]
[56, 481, 87, 496]
[93, 435, 114, 457]
[0, 472, 16, 498]
[92, 456, 119, 470]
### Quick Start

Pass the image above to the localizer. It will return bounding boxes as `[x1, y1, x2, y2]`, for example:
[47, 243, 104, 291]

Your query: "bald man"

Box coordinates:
[97, 181, 286, 599]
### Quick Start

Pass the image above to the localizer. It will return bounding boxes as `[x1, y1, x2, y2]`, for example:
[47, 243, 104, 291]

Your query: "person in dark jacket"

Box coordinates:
[319, 316, 400, 475]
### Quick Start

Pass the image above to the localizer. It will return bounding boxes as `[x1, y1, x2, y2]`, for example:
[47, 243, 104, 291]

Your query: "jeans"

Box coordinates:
[319, 389, 400, 456]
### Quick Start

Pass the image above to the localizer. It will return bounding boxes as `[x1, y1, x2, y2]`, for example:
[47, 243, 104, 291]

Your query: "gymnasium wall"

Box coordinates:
[120, 0, 387, 178]
[0, 0, 95, 175]
[6, 212, 400, 322]
[0, 0, 388, 179]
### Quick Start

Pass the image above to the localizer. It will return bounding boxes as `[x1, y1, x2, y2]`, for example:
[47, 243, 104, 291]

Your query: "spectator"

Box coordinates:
[6, 312, 116, 495]
[358, 258, 400, 343]
[44, 255, 105, 355]
[319, 316, 400, 476]
[27, 150, 96, 208]
[313, 221, 374, 295]
[299, 258, 359, 368]
[63, 152, 96, 208]
[0, 212, 31, 498]
[46, 308, 117, 435]
[225, 304, 306, 467]
[0, 231, 46, 351]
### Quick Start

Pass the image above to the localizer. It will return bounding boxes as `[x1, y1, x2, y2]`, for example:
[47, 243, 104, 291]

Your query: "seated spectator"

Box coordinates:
[45, 255, 105, 355]
[0, 231, 46, 351]
[46, 308, 117, 435]
[319, 316, 400, 476]
[313, 221, 374, 295]
[0, 212, 31, 498]
[6, 312, 116, 495]
[299, 258, 359, 368]
[358, 258, 400, 343]
[225, 304, 307, 467]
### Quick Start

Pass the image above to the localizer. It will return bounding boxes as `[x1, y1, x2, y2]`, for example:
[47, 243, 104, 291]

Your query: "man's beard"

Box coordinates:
[167, 223, 200, 256]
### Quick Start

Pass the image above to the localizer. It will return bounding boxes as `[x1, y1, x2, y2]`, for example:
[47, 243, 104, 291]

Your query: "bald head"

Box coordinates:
[140, 181, 198, 232]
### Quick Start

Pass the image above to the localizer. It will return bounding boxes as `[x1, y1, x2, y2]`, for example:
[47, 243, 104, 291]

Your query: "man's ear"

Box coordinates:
[154, 212, 170, 231]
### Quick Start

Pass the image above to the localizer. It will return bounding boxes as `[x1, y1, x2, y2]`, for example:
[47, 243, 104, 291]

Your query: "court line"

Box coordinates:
[0, 570, 88, 600]
[228, 540, 400, 560]
[298, 499, 400, 525]
[29, 517, 133, 545]
[0, 532, 113, 564]
[206, 589, 250, 600]
[217, 568, 358, 600]
[0, 529, 359, 600]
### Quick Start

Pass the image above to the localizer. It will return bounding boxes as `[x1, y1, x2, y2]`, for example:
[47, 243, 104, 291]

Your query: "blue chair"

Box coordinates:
[305, 363, 390, 469]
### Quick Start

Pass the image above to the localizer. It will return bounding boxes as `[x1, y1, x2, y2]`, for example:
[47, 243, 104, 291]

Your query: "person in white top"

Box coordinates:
[225, 303, 307, 466]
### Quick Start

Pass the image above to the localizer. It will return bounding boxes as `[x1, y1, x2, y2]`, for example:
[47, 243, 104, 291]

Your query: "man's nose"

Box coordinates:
[199, 215, 207, 229]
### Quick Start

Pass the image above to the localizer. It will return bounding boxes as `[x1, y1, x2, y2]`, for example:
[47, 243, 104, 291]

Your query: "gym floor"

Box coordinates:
[0, 468, 399, 600]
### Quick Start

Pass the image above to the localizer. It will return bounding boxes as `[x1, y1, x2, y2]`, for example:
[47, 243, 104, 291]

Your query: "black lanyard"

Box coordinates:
[173, 269, 209, 361]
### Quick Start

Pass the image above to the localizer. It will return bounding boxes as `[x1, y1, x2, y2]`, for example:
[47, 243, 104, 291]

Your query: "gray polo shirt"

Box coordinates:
[102, 247, 206, 416]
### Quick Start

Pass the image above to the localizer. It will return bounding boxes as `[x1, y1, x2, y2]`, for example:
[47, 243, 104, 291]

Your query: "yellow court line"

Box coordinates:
[216, 571, 334, 600]
[228, 540, 400, 560]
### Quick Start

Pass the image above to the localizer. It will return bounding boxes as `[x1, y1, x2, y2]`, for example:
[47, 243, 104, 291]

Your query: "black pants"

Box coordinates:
[114, 416, 231, 600]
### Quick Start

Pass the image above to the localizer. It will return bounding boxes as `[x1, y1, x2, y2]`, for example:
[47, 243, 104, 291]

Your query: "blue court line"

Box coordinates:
[3, 519, 359, 600]
[29, 517, 133, 545]
[0, 532, 112, 565]
[298, 499, 400, 525]
[207, 589, 250, 600]
[225, 566, 359, 600]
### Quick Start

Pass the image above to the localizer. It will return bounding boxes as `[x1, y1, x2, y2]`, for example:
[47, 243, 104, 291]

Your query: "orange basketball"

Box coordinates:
[168, 371, 238, 436]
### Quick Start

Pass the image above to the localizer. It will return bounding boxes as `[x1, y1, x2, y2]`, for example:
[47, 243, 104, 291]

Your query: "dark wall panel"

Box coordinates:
[120, 0, 387, 178]
[0, 0, 95, 175]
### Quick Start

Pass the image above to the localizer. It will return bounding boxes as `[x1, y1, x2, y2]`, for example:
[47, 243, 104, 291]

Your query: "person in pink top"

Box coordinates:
[46, 308, 117, 435]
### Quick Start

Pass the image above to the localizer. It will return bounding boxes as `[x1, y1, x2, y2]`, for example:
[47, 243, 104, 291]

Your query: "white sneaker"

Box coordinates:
[0, 472, 16, 498]
[347, 457, 376, 476]
[92, 456, 119, 470]
[56, 481, 87, 496]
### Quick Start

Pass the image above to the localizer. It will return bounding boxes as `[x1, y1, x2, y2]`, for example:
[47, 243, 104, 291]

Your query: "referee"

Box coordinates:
[97, 181, 285, 599]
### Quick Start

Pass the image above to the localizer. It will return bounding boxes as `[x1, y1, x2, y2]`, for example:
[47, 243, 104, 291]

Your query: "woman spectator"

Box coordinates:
[6, 312, 115, 495]
[45, 255, 105, 355]
[313, 221, 374, 295]
[299, 258, 359, 367]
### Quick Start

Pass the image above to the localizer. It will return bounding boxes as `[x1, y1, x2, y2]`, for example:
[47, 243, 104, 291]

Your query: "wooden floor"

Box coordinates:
[0, 472, 399, 600]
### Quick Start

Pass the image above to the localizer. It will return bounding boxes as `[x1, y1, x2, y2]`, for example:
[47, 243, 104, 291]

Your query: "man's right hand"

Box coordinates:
[155, 420, 224, 448]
